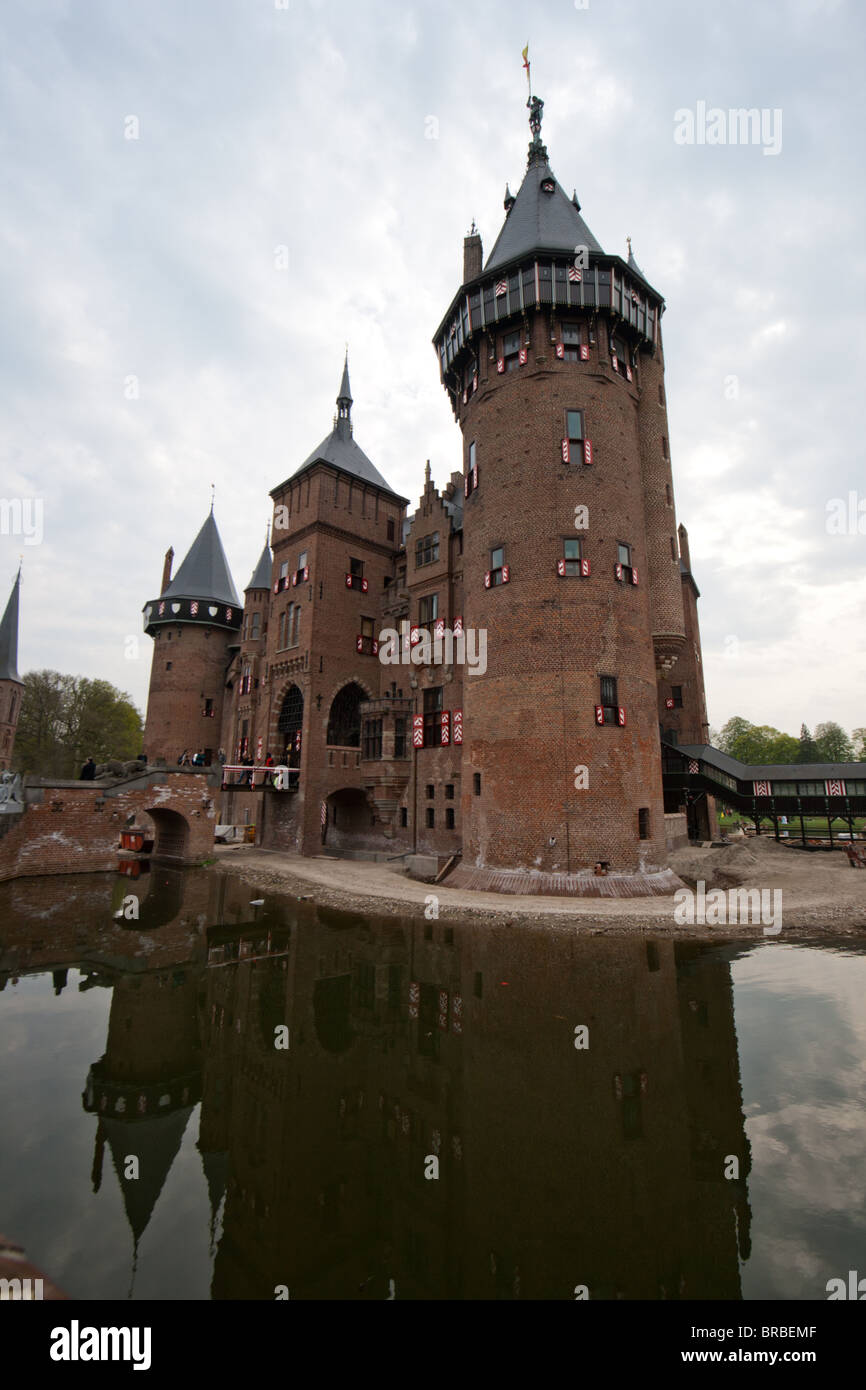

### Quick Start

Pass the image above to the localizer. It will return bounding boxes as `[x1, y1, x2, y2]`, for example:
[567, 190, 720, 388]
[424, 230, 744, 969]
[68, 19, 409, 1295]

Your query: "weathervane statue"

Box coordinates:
[523, 44, 544, 146]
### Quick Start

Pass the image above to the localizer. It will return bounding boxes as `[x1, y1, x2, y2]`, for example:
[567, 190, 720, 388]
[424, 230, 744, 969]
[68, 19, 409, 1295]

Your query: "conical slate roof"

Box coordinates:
[484, 155, 603, 272]
[102, 1106, 194, 1246]
[283, 360, 402, 498]
[162, 513, 241, 607]
[246, 541, 272, 591]
[0, 571, 22, 684]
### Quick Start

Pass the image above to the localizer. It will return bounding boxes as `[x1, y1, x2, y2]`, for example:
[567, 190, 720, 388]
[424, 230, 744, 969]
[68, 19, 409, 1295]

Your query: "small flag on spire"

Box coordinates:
[522, 44, 530, 95]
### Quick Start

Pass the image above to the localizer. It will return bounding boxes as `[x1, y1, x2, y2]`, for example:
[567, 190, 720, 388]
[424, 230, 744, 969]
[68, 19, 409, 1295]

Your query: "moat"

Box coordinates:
[1, 866, 864, 1300]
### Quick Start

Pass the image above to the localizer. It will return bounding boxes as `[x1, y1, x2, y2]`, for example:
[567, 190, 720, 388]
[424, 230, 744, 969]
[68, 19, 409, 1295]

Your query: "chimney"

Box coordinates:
[677, 524, 690, 569]
[161, 546, 174, 594]
[463, 230, 483, 282]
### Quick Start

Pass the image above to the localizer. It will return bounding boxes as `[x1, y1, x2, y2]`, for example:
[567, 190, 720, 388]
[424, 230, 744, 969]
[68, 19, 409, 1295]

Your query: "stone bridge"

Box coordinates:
[0, 767, 220, 884]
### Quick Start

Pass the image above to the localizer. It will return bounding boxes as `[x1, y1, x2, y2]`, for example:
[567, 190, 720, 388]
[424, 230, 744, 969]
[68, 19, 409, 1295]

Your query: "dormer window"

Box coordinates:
[541, 178, 555, 194]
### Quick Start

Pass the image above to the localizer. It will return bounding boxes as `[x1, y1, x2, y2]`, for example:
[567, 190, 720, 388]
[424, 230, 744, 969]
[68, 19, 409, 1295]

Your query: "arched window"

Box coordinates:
[326, 683, 365, 747]
[277, 685, 304, 746]
[9, 690, 17, 721]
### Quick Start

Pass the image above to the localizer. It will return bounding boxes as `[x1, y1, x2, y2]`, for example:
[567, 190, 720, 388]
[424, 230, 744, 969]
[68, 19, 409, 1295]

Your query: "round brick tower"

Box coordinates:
[433, 96, 686, 878]
[142, 511, 242, 765]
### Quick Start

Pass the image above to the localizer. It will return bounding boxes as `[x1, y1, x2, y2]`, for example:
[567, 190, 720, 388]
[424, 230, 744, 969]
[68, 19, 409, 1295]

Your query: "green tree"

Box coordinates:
[795, 724, 819, 763]
[14, 670, 143, 778]
[716, 717, 798, 765]
[716, 716, 753, 756]
[813, 721, 854, 764]
[852, 728, 866, 761]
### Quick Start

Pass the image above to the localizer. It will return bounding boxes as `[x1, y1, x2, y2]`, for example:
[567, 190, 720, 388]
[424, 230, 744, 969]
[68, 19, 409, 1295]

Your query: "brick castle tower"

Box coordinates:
[142, 511, 242, 764]
[433, 94, 709, 879]
[0, 568, 23, 771]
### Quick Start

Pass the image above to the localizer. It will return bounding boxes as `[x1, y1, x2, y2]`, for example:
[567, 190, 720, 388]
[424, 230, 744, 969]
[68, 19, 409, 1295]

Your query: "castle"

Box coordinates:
[140, 95, 713, 889]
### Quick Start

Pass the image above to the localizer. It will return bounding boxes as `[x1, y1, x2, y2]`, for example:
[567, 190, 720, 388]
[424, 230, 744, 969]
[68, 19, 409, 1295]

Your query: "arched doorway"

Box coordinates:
[326, 683, 365, 748]
[277, 684, 304, 768]
[323, 787, 377, 852]
[142, 808, 191, 863]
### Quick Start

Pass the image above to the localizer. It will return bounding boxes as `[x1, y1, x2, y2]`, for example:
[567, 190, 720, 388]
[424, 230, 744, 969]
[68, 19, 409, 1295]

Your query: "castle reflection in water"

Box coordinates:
[0, 867, 752, 1299]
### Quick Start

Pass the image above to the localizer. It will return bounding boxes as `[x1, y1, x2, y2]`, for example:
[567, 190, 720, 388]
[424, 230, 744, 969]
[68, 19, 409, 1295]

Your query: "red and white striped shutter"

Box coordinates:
[453, 615, 463, 635]
[437, 990, 449, 1031]
[409, 981, 420, 1019]
[626, 364, 633, 382]
[453, 709, 463, 744]
[580, 344, 590, 361]
[355, 635, 363, 651]
[434, 617, 445, 640]
[827, 779, 845, 796]
[561, 438, 570, 463]
[580, 557, 590, 577]
[595, 705, 604, 725]
[464, 474, 470, 497]
[518, 346, 527, 365]
[631, 566, 639, 585]
[497, 357, 505, 374]
[451, 993, 463, 1035]
[557, 558, 566, 576]
[295, 731, 302, 751]
[462, 389, 467, 404]
[688, 759, 700, 775]
[273, 581, 279, 593]
[291, 572, 297, 586]
[583, 439, 593, 465]
[372, 639, 379, 655]
[303, 566, 309, 581]
[665, 696, 675, 710]
[617, 707, 627, 726]
[256, 737, 263, 760]
[441, 711, 450, 745]
[753, 780, 770, 796]
[362, 577, 368, 592]
[555, 343, 565, 359]
[472, 464, 478, 489]
[410, 625, 420, 645]
[412, 715, 423, 748]
[484, 571, 491, 588]
[615, 562, 623, 581]
[502, 564, 510, 583]
[472, 372, 478, 391]
[345, 573, 352, 587]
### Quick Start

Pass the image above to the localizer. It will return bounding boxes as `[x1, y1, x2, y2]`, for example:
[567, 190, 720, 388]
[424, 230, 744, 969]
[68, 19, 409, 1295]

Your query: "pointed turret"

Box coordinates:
[0, 569, 21, 683]
[0, 569, 23, 771]
[143, 512, 241, 636]
[337, 353, 352, 417]
[246, 539, 272, 592]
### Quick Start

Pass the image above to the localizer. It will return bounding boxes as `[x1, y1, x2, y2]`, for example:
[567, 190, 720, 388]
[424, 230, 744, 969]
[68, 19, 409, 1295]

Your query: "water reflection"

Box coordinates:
[0, 869, 863, 1300]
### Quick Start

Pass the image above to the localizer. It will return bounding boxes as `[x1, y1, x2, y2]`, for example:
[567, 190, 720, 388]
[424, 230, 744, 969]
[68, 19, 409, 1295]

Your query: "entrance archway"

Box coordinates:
[323, 787, 376, 852]
[277, 684, 304, 768]
[143, 807, 191, 862]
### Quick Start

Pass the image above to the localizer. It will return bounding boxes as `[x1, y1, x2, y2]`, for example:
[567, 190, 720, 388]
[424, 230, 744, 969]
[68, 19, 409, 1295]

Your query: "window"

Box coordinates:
[423, 686, 443, 747]
[566, 409, 584, 444]
[362, 719, 382, 760]
[387, 518, 395, 542]
[251, 611, 261, 639]
[671, 686, 683, 709]
[616, 542, 635, 584]
[203, 698, 214, 718]
[290, 605, 300, 646]
[242, 613, 249, 641]
[278, 560, 289, 591]
[357, 615, 376, 655]
[503, 329, 521, 371]
[446, 808, 455, 829]
[347, 556, 365, 591]
[327, 683, 364, 747]
[561, 536, 584, 576]
[400, 807, 408, 828]
[278, 610, 288, 649]
[610, 334, 630, 376]
[638, 808, 650, 840]
[445, 784, 454, 799]
[600, 675, 618, 725]
[426, 807, 435, 828]
[298, 551, 307, 570]
[561, 322, 583, 360]
[418, 593, 439, 628]
[473, 772, 481, 796]
[488, 545, 506, 586]
[395, 717, 406, 758]
[661, 437, 669, 459]
[773, 782, 797, 796]
[166, 661, 172, 670]
[466, 442, 479, 497]
[426, 784, 435, 799]
[415, 532, 440, 567]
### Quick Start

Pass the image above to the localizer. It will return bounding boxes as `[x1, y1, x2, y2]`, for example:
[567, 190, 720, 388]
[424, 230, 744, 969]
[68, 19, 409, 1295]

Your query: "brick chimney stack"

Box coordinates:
[161, 547, 174, 595]
[463, 227, 483, 282]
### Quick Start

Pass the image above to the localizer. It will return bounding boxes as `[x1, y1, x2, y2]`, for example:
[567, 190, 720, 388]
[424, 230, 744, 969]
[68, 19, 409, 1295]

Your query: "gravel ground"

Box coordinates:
[212, 839, 866, 940]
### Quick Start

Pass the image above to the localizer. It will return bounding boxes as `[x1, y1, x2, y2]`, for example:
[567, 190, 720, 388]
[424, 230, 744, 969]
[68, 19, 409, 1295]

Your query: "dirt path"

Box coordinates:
[212, 840, 866, 938]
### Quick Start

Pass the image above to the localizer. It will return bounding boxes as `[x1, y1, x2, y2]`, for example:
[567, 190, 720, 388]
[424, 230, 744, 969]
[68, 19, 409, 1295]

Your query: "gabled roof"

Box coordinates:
[162, 513, 241, 607]
[0, 570, 22, 683]
[675, 743, 866, 782]
[484, 156, 603, 272]
[246, 541, 272, 591]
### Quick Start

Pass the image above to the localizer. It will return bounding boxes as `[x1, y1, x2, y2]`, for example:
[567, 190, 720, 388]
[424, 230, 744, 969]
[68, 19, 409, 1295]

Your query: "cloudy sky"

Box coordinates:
[1, 0, 863, 736]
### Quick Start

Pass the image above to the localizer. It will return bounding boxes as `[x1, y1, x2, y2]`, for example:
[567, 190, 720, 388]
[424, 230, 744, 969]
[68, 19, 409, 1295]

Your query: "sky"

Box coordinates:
[1, 0, 863, 737]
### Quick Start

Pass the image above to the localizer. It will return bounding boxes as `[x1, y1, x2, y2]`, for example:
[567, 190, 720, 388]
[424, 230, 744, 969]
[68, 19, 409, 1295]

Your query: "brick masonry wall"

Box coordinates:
[0, 678, 22, 771]
[0, 771, 218, 883]
[144, 626, 233, 765]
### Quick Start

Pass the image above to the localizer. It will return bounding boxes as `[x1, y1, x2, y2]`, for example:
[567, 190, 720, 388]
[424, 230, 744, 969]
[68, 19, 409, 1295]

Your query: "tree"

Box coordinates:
[716, 716, 753, 756]
[851, 728, 866, 762]
[813, 721, 854, 764]
[14, 670, 143, 778]
[716, 717, 798, 765]
[795, 724, 819, 764]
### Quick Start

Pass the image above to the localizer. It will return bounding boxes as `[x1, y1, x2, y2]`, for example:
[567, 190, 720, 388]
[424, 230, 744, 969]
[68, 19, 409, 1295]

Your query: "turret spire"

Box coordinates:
[0, 568, 22, 684]
[337, 352, 352, 420]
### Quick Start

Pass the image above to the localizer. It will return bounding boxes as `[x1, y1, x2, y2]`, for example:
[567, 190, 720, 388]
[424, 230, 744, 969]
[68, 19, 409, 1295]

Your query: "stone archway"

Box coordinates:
[142, 807, 191, 863]
[276, 683, 304, 768]
[323, 787, 377, 852]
